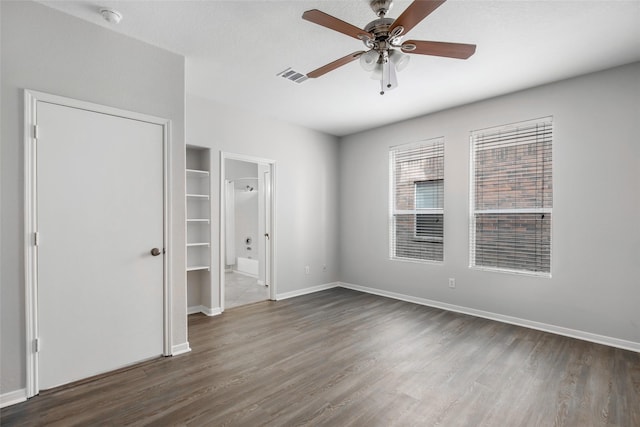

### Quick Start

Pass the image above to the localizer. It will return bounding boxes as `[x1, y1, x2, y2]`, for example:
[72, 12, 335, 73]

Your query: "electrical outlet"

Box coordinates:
[305, 266, 310, 274]
[448, 278, 455, 289]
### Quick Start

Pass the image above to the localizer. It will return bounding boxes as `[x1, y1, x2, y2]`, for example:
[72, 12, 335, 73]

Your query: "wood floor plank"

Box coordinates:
[2, 288, 638, 426]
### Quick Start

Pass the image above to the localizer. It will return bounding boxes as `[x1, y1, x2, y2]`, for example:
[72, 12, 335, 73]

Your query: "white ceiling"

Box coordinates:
[38, 0, 640, 136]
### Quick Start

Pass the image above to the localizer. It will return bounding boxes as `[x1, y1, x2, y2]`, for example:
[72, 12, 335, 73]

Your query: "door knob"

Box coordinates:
[150, 248, 161, 256]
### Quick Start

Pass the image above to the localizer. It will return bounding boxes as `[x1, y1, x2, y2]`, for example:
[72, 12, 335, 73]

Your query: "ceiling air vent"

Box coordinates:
[277, 67, 308, 84]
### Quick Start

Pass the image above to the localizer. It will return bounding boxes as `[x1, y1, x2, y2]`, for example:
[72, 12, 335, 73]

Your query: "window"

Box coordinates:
[470, 117, 553, 275]
[415, 180, 444, 242]
[390, 138, 444, 262]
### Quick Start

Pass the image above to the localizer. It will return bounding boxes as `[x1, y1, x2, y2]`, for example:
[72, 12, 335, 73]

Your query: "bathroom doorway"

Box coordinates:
[220, 153, 275, 310]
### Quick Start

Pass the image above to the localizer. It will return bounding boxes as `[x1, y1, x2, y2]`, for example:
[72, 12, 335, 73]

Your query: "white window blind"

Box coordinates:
[390, 138, 444, 262]
[470, 117, 553, 275]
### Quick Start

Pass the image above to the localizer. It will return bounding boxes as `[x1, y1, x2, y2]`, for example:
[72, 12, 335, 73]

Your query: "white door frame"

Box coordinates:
[23, 89, 173, 398]
[219, 152, 276, 311]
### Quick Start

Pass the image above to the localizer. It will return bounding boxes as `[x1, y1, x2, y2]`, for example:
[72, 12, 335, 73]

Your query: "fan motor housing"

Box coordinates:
[364, 17, 395, 41]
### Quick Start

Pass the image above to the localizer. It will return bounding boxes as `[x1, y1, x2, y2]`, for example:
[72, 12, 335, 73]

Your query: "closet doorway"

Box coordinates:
[221, 153, 275, 310]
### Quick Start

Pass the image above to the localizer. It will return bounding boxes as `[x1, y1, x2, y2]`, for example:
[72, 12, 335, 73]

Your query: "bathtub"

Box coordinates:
[236, 257, 258, 277]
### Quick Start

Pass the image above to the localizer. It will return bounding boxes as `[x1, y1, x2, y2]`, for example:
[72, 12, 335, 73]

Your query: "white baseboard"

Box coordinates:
[171, 342, 192, 356]
[0, 388, 27, 408]
[338, 282, 640, 353]
[187, 305, 202, 315]
[232, 269, 258, 279]
[276, 282, 339, 301]
[188, 305, 222, 316]
[201, 306, 222, 316]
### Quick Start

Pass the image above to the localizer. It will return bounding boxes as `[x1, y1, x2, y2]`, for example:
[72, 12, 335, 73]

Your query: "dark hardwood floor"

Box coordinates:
[2, 288, 639, 426]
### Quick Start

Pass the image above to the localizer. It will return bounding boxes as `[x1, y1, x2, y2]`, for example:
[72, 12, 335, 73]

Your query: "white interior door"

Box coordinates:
[36, 101, 165, 390]
[263, 169, 272, 291]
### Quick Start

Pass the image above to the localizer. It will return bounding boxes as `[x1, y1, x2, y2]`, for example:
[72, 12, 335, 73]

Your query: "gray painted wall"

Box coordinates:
[1, 1, 187, 395]
[187, 94, 341, 307]
[339, 62, 640, 344]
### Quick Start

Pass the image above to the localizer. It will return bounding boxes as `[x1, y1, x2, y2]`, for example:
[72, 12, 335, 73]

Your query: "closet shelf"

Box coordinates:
[187, 218, 210, 223]
[186, 193, 209, 199]
[187, 265, 210, 272]
[186, 169, 210, 177]
[187, 242, 210, 247]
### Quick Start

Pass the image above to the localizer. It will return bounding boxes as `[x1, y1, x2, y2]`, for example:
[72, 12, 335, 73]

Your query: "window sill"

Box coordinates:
[390, 256, 444, 265]
[469, 265, 551, 278]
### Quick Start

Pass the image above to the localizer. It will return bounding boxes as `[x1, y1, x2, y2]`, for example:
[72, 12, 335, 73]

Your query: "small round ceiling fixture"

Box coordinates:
[100, 8, 123, 24]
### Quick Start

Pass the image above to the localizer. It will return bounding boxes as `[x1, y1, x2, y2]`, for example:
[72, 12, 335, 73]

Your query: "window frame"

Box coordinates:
[469, 117, 553, 277]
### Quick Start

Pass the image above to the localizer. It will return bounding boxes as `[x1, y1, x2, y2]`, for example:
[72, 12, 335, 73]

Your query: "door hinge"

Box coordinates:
[33, 125, 40, 139]
[34, 232, 40, 246]
[34, 338, 40, 352]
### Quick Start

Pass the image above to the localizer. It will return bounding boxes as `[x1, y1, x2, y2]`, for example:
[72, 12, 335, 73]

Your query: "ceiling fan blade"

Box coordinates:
[390, 0, 446, 35]
[302, 9, 372, 40]
[402, 40, 476, 59]
[307, 51, 365, 78]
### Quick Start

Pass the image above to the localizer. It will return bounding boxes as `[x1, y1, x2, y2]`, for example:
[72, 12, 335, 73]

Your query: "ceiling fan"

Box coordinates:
[302, 0, 476, 95]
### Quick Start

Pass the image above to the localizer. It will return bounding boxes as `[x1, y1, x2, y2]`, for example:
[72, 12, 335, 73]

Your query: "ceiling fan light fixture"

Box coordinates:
[389, 49, 410, 71]
[360, 50, 380, 72]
